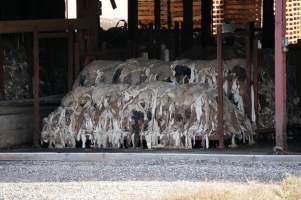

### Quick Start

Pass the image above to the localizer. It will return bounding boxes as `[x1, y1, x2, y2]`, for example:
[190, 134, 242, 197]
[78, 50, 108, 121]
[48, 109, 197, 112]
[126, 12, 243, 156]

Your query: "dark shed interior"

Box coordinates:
[0, 0, 300, 153]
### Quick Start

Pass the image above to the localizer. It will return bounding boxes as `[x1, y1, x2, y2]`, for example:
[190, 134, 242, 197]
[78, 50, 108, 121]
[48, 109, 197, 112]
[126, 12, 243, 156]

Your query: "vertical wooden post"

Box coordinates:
[154, 0, 161, 59]
[263, 0, 275, 48]
[78, 30, 85, 68]
[128, 0, 138, 57]
[128, 0, 138, 40]
[68, 28, 74, 90]
[154, 0, 161, 30]
[201, 0, 212, 46]
[74, 32, 80, 80]
[89, 0, 100, 51]
[167, 0, 172, 30]
[77, 0, 99, 51]
[275, 0, 287, 151]
[174, 22, 180, 58]
[33, 30, 40, 147]
[217, 25, 224, 148]
[183, 0, 193, 50]
[0, 47, 4, 99]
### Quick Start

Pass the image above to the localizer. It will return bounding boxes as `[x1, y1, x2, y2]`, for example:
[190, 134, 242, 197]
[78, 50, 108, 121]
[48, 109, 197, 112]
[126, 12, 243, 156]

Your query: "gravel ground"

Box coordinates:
[0, 181, 204, 200]
[0, 154, 300, 199]
[0, 156, 300, 183]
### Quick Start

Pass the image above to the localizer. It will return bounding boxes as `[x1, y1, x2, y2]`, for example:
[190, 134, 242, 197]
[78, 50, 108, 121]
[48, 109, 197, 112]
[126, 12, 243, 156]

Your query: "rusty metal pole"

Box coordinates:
[74, 32, 80, 80]
[275, 0, 287, 151]
[0, 48, 4, 99]
[245, 23, 253, 120]
[217, 25, 225, 148]
[253, 39, 259, 125]
[33, 30, 40, 147]
[68, 28, 74, 90]
[65, 0, 69, 19]
[257, 45, 264, 128]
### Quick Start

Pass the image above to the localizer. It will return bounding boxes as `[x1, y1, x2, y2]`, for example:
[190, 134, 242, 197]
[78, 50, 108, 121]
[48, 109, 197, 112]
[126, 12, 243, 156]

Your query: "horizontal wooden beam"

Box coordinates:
[38, 32, 68, 39]
[0, 95, 62, 107]
[0, 19, 88, 34]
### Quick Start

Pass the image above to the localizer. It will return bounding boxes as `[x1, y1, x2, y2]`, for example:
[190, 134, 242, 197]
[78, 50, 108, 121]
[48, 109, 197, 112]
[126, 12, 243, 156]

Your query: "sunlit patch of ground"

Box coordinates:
[0, 177, 300, 200]
[154, 177, 301, 200]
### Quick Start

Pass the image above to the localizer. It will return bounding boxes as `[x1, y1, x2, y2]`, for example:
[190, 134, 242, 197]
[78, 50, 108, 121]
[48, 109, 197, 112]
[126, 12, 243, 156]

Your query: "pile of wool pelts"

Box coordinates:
[41, 58, 255, 149]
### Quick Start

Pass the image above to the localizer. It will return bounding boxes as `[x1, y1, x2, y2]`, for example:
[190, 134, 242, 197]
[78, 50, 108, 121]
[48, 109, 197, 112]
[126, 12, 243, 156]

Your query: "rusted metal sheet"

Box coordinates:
[139, 0, 201, 30]
[286, 0, 301, 44]
[33, 31, 40, 147]
[217, 25, 225, 148]
[275, 0, 287, 151]
[223, 0, 262, 28]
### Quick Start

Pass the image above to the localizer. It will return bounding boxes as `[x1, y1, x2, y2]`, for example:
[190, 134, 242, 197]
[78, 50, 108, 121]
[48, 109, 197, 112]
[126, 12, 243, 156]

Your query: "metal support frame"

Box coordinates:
[0, 19, 89, 147]
[275, 0, 287, 151]
[39, 30, 76, 92]
[217, 25, 225, 148]
[36, 30, 76, 145]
